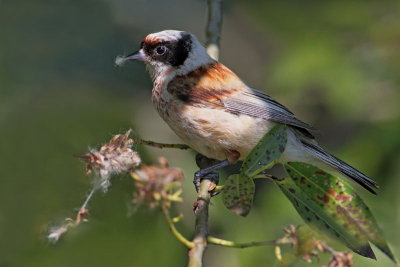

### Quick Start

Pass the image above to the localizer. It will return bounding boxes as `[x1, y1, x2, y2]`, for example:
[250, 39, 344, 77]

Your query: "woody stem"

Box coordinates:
[205, 0, 223, 60]
[187, 179, 213, 267]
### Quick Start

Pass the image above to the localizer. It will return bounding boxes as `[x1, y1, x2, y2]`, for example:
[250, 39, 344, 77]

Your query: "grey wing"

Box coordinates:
[223, 88, 315, 138]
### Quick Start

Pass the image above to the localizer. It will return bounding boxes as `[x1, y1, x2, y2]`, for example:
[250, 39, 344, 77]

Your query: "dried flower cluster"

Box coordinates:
[276, 225, 299, 247]
[80, 129, 141, 192]
[274, 225, 353, 267]
[324, 251, 353, 267]
[131, 157, 184, 209]
[48, 130, 141, 243]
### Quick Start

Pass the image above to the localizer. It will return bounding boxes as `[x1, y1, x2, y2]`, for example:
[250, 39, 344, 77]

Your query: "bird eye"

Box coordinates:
[155, 46, 166, 55]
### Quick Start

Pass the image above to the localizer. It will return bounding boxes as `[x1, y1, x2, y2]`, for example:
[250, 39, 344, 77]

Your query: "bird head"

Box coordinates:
[116, 30, 214, 80]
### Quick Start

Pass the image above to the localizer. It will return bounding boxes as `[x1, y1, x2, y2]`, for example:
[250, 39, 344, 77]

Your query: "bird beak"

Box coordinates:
[115, 49, 147, 67]
[123, 49, 146, 61]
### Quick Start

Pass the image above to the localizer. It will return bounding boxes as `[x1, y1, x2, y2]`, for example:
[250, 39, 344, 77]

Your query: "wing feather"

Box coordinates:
[223, 89, 315, 135]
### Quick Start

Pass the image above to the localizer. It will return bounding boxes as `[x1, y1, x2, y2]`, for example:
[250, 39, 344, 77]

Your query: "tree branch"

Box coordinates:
[188, 179, 213, 267]
[205, 0, 223, 60]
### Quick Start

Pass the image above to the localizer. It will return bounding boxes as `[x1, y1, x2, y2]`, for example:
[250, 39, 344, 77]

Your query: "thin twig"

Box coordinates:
[79, 186, 97, 212]
[208, 236, 277, 248]
[160, 201, 194, 249]
[137, 139, 191, 150]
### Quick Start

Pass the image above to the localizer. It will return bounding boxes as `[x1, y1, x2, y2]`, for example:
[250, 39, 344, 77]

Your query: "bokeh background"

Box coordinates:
[1, 0, 400, 266]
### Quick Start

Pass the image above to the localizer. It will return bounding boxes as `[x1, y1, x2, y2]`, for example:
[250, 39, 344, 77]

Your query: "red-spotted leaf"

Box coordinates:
[222, 174, 255, 216]
[278, 162, 395, 262]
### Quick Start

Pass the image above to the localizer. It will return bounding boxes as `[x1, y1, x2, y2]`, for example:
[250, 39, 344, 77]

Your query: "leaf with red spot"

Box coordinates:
[277, 162, 395, 262]
[222, 174, 255, 217]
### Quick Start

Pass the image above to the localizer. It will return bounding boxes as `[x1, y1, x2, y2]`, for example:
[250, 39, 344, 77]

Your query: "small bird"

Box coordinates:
[118, 30, 378, 194]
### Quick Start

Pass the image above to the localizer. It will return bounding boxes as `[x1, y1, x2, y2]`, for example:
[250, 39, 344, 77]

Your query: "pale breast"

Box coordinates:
[153, 87, 276, 160]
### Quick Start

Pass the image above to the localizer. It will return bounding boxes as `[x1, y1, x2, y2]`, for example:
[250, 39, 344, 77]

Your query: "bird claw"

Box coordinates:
[193, 171, 219, 196]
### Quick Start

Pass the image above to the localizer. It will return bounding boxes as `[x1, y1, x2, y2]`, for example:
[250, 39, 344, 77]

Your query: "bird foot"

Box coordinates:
[193, 171, 220, 196]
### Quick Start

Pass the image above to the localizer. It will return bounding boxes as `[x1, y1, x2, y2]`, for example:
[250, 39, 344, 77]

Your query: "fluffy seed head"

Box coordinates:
[80, 129, 141, 192]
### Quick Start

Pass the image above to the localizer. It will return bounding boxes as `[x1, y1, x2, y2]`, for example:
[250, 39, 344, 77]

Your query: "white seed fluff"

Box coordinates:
[115, 55, 128, 67]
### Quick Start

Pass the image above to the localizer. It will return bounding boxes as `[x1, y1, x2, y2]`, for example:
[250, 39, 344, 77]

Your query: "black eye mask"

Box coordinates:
[168, 33, 192, 67]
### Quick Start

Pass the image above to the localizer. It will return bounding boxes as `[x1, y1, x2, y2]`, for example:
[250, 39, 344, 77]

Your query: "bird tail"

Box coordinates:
[301, 141, 379, 194]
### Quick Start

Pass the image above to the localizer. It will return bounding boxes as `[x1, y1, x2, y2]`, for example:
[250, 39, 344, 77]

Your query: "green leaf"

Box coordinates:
[222, 124, 287, 216]
[240, 124, 287, 177]
[277, 162, 395, 261]
[222, 174, 255, 217]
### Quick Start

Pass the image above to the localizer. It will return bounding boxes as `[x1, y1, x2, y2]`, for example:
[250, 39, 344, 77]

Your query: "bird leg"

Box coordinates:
[194, 154, 230, 194]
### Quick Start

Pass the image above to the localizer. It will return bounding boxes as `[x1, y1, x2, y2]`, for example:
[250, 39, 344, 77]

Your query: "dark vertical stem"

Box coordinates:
[205, 0, 223, 60]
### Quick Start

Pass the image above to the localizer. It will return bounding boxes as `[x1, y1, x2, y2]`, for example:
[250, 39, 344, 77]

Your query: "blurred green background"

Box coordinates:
[1, 0, 399, 266]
